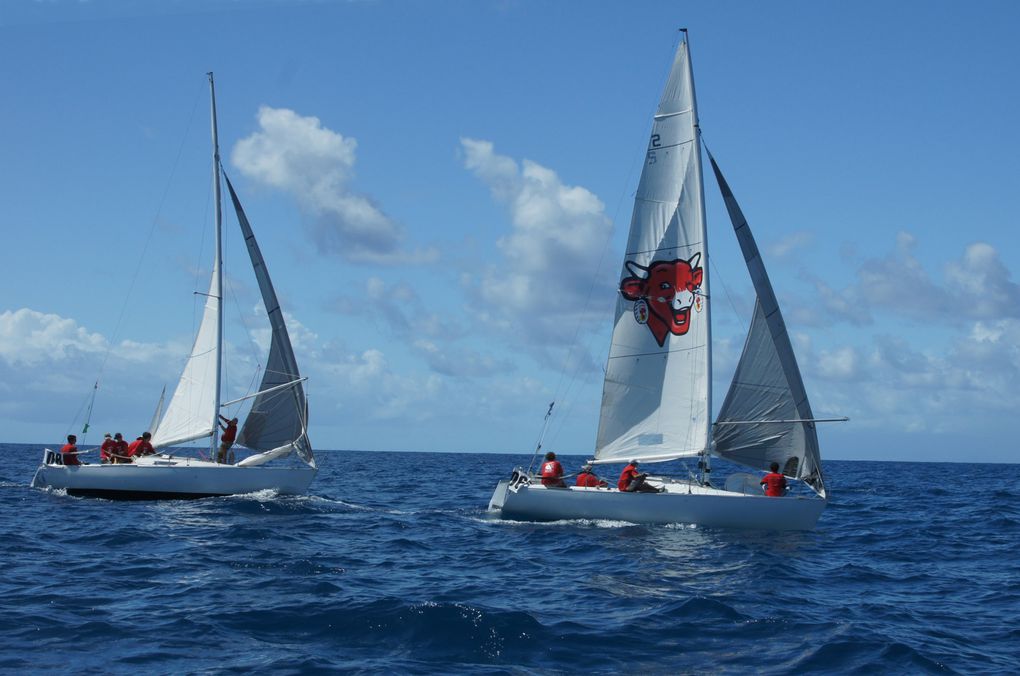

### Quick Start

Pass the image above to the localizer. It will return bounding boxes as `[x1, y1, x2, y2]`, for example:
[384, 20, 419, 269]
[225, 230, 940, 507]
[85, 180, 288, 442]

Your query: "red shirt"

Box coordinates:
[540, 460, 564, 486]
[761, 472, 787, 497]
[100, 439, 116, 461]
[114, 440, 129, 458]
[128, 439, 154, 457]
[576, 472, 603, 488]
[221, 422, 237, 444]
[60, 443, 80, 466]
[618, 464, 640, 491]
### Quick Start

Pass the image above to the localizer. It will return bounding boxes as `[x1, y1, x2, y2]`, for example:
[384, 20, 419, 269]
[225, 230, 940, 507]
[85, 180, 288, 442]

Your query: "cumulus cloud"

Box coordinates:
[801, 233, 1020, 327]
[232, 106, 434, 264]
[0, 308, 107, 366]
[460, 138, 614, 349]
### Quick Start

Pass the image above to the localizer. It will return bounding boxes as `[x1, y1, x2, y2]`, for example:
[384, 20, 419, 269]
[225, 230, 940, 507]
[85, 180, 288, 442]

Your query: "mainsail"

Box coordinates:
[224, 175, 315, 468]
[595, 37, 711, 464]
[708, 154, 825, 496]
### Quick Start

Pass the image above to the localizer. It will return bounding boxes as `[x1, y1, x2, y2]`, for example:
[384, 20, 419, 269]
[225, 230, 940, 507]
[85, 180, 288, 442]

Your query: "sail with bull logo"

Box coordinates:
[32, 73, 317, 499]
[488, 32, 843, 530]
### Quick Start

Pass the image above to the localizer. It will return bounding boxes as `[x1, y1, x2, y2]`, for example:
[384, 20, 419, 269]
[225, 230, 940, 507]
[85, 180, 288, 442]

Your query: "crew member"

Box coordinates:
[99, 433, 115, 463]
[127, 432, 154, 458]
[218, 415, 238, 463]
[60, 434, 81, 466]
[112, 432, 129, 463]
[618, 460, 659, 492]
[575, 463, 607, 488]
[760, 462, 788, 497]
[540, 451, 566, 488]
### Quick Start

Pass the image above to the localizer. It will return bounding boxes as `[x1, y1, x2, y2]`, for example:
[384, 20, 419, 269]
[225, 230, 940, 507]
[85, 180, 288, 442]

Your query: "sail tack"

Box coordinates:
[595, 38, 711, 464]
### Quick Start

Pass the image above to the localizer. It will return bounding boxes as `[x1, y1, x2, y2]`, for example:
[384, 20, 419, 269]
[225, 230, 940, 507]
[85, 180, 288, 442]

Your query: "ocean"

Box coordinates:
[1, 443, 1017, 674]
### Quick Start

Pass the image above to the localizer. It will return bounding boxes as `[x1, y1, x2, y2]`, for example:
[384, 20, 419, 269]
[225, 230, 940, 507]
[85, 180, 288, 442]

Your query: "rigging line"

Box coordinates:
[92, 78, 207, 387]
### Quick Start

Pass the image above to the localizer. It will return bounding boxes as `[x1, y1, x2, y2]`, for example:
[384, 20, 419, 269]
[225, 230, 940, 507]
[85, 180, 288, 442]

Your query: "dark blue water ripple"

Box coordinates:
[2, 445, 1018, 673]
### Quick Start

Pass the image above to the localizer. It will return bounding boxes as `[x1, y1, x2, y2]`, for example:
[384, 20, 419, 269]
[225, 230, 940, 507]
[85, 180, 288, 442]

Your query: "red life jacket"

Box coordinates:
[761, 472, 787, 497]
[60, 443, 80, 466]
[221, 423, 237, 444]
[618, 464, 639, 491]
[128, 439, 153, 457]
[576, 472, 601, 487]
[540, 460, 563, 486]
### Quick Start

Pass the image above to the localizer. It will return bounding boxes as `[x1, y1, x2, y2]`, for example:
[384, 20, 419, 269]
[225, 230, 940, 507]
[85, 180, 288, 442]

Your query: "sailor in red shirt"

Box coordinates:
[60, 434, 81, 466]
[540, 451, 567, 487]
[760, 462, 788, 497]
[111, 432, 129, 463]
[575, 463, 607, 488]
[127, 432, 154, 458]
[217, 415, 238, 463]
[618, 460, 660, 492]
[99, 433, 115, 463]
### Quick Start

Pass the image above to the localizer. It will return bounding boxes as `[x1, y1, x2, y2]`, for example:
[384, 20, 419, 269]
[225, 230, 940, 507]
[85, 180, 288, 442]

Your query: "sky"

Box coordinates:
[1, 0, 1018, 464]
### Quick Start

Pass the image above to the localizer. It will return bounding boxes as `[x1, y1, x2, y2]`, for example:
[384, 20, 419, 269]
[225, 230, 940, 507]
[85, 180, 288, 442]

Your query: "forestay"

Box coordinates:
[595, 38, 712, 464]
[708, 154, 825, 496]
[225, 176, 315, 467]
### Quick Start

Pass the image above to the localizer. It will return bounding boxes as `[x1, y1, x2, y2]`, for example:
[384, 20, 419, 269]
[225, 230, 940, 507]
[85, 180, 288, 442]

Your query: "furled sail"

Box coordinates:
[707, 154, 825, 496]
[595, 37, 712, 464]
[224, 175, 315, 468]
[151, 259, 221, 448]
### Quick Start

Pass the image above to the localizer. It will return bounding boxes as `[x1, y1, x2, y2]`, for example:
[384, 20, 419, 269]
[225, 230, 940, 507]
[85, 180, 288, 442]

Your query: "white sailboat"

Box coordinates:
[488, 34, 841, 530]
[32, 74, 316, 499]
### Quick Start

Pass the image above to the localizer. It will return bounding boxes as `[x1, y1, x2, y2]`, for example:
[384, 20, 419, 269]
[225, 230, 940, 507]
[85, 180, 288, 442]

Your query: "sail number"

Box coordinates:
[647, 134, 661, 164]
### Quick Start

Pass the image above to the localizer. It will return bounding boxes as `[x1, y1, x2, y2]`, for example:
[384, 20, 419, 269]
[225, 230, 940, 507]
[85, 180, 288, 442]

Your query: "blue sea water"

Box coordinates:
[1, 444, 1017, 674]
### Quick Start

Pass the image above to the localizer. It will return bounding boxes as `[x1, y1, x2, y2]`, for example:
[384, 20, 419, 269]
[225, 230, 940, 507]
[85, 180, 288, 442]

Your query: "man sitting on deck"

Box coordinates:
[618, 460, 661, 493]
[127, 432, 154, 459]
[540, 452, 567, 487]
[60, 434, 82, 466]
[575, 463, 608, 488]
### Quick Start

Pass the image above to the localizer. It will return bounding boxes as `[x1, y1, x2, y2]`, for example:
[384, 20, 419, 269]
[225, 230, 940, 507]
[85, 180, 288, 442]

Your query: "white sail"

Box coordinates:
[595, 38, 711, 464]
[150, 261, 221, 448]
[148, 385, 166, 439]
[708, 154, 825, 496]
[224, 175, 315, 468]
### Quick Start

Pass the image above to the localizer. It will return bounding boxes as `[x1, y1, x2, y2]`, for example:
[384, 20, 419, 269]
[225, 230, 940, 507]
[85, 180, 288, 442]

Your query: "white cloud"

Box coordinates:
[0, 308, 107, 366]
[460, 138, 614, 349]
[232, 106, 435, 264]
[801, 233, 1020, 327]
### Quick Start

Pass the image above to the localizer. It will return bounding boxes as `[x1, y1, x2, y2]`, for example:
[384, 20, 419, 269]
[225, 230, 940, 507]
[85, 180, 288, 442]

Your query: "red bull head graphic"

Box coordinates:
[620, 253, 704, 347]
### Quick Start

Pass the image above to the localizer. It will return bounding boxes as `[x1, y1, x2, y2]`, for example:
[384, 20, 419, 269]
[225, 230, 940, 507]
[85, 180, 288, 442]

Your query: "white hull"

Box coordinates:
[488, 476, 825, 531]
[32, 450, 316, 500]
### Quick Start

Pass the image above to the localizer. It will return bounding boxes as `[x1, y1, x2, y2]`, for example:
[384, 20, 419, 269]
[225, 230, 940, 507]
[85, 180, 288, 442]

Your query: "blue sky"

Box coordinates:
[1, 0, 1018, 463]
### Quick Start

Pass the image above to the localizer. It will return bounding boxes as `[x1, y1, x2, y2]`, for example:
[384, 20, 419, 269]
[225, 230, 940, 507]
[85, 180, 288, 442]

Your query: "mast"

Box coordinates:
[208, 72, 224, 458]
[682, 29, 714, 483]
